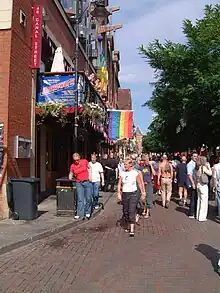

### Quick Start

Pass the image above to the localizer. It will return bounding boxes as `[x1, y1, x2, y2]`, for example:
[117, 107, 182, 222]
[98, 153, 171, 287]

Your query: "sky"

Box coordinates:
[110, 0, 220, 134]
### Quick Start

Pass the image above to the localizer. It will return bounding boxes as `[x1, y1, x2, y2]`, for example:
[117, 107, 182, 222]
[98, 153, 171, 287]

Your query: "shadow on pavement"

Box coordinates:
[195, 244, 220, 272]
[207, 204, 219, 223]
[175, 206, 188, 216]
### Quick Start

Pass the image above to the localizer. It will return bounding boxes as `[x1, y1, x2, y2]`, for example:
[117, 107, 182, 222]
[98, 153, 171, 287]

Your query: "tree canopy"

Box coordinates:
[140, 4, 220, 152]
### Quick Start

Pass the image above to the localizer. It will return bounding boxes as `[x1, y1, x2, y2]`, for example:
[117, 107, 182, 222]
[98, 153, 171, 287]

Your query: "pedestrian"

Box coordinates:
[100, 153, 108, 191]
[213, 155, 220, 219]
[152, 154, 161, 194]
[158, 154, 173, 208]
[69, 153, 92, 220]
[117, 156, 125, 177]
[194, 156, 212, 222]
[138, 154, 155, 218]
[187, 152, 198, 218]
[89, 154, 105, 210]
[175, 155, 188, 206]
[117, 158, 146, 237]
[104, 152, 118, 192]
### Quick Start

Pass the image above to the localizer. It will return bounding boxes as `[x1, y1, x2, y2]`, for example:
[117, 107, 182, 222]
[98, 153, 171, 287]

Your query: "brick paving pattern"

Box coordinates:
[0, 196, 220, 293]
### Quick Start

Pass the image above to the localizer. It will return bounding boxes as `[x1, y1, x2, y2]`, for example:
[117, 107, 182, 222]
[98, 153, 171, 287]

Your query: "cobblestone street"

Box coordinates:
[0, 196, 220, 293]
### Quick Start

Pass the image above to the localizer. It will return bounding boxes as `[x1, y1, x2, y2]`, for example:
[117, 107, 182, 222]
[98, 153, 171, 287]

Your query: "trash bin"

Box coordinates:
[9, 177, 40, 220]
[56, 178, 77, 217]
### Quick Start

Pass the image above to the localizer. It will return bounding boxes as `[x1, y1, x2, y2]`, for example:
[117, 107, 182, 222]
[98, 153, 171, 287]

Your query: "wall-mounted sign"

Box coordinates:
[37, 74, 76, 105]
[31, 5, 43, 69]
[97, 24, 123, 34]
[14, 136, 31, 159]
[0, 123, 4, 178]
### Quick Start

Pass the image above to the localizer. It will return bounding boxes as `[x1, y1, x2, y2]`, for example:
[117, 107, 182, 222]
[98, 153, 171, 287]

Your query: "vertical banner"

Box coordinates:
[0, 123, 4, 179]
[108, 110, 133, 140]
[31, 5, 43, 69]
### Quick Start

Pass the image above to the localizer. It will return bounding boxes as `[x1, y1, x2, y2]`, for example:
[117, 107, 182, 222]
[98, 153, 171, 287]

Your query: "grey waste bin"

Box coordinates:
[10, 178, 40, 220]
[56, 178, 77, 216]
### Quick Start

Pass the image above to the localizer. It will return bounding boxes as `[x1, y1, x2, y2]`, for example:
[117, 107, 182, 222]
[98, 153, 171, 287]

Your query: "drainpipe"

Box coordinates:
[30, 70, 37, 177]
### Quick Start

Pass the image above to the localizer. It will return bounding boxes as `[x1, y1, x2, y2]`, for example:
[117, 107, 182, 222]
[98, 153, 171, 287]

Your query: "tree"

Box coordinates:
[140, 4, 220, 151]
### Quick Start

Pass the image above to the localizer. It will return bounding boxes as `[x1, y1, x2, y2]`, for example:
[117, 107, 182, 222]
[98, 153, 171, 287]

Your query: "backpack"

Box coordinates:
[200, 166, 208, 185]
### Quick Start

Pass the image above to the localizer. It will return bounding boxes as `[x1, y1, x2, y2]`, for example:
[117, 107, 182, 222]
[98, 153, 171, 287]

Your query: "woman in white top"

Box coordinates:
[194, 156, 212, 222]
[117, 158, 146, 237]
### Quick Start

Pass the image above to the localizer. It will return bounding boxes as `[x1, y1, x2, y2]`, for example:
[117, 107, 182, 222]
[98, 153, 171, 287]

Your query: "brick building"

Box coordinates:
[0, 0, 122, 218]
[117, 88, 132, 110]
[135, 127, 143, 155]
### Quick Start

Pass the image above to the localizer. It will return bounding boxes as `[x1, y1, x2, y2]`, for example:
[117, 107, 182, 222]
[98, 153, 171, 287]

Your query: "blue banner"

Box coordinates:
[37, 74, 76, 105]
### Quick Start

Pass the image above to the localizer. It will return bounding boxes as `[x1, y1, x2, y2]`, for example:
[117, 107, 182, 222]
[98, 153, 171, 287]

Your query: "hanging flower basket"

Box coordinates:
[36, 102, 68, 126]
[82, 102, 105, 124]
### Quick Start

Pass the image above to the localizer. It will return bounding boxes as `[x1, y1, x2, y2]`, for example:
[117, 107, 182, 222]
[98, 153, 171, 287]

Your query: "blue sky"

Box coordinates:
[110, 0, 219, 134]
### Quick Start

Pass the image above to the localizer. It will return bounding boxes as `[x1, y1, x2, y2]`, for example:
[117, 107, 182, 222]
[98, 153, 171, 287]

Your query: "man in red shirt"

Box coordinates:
[69, 153, 92, 219]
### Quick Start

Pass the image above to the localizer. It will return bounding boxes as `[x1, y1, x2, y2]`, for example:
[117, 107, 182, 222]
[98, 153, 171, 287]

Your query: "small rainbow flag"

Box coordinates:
[108, 110, 133, 140]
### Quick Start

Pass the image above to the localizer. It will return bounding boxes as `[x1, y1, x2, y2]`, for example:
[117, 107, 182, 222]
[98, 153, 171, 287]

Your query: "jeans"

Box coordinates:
[188, 187, 197, 217]
[122, 191, 139, 224]
[76, 181, 92, 217]
[91, 181, 100, 207]
[145, 183, 154, 209]
[216, 189, 220, 217]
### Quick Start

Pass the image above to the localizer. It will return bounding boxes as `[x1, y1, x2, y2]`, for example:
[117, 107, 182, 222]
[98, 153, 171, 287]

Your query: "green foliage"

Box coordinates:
[140, 4, 220, 151]
[37, 102, 68, 126]
[81, 102, 105, 124]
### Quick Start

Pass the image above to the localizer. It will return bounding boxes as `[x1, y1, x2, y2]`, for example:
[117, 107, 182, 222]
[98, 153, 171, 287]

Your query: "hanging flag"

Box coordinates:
[97, 49, 108, 95]
[108, 110, 133, 140]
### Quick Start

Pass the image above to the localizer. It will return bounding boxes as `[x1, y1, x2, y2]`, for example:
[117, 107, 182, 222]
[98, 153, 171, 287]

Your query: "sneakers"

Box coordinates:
[85, 214, 91, 219]
[74, 215, 80, 220]
[188, 215, 195, 219]
[94, 205, 99, 210]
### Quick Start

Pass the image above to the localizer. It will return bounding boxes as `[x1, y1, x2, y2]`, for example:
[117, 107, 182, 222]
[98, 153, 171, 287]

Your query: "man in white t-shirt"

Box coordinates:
[213, 155, 220, 275]
[213, 157, 220, 218]
[89, 154, 105, 209]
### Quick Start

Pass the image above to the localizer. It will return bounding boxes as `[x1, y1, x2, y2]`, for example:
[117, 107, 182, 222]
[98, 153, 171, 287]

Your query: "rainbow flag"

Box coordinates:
[108, 110, 133, 140]
[97, 49, 108, 94]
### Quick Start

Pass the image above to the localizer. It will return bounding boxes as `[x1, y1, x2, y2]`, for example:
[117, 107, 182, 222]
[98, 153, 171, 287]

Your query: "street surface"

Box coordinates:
[0, 196, 220, 293]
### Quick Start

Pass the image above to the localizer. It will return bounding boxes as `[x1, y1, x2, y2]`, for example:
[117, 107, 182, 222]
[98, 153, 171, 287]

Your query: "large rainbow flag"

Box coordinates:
[108, 110, 133, 140]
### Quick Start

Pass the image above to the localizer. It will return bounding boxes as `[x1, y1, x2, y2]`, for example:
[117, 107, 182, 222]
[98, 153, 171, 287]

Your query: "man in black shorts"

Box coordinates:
[175, 155, 188, 206]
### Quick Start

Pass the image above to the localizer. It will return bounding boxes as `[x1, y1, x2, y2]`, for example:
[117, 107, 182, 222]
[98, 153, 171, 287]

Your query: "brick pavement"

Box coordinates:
[0, 196, 220, 293]
[0, 191, 111, 255]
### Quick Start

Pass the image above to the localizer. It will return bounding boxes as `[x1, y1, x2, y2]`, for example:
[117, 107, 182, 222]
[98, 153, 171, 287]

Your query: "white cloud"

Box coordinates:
[119, 63, 154, 84]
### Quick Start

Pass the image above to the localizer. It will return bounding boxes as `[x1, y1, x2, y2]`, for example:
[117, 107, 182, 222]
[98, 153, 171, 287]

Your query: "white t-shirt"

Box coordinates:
[121, 170, 139, 192]
[89, 162, 103, 182]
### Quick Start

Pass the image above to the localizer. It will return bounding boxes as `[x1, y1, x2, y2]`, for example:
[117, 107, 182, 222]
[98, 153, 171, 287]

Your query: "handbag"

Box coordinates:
[200, 166, 209, 185]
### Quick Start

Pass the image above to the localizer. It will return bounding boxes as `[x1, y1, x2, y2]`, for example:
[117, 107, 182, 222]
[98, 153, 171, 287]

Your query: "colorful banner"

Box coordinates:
[31, 5, 43, 69]
[97, 49, 108, 95]
[108, 110, 133, 140]
[37, 74, 76, 105]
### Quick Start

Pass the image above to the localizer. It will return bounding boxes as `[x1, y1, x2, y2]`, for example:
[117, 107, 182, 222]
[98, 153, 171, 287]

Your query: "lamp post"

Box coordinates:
[90, 0, 111, 24]
[73, 0, 110, 152]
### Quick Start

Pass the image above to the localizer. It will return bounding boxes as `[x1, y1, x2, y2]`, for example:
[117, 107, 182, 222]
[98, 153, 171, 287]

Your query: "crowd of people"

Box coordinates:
[68, 150, 220, 237]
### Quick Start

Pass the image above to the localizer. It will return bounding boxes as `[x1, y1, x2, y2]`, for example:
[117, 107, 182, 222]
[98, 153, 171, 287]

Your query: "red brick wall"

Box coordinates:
[0, 30, 11, 217]
[6, 0, 35, 178]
